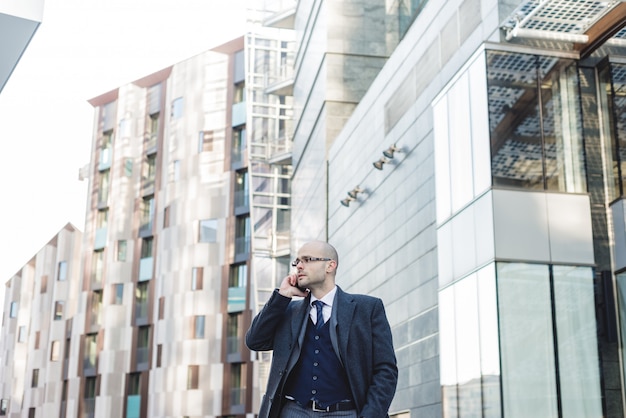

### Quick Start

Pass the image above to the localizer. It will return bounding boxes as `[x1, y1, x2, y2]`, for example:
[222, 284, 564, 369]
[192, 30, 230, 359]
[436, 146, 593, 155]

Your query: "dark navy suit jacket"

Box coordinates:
[246, 286, 398, 418]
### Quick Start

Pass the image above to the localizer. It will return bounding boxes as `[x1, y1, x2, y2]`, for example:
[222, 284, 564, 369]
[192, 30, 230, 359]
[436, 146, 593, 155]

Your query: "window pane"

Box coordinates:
[199, 219, 217, 243]
[539, 57, 586, 193]
[488, 51, 544, 190]
[58, 261, 68, 281]
[497, 262, 557, 418]
[553, 266, 602, 417]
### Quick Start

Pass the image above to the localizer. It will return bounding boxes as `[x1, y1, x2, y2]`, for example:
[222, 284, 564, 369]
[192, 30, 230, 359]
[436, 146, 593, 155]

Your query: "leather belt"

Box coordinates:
[286, 397, 355, 412]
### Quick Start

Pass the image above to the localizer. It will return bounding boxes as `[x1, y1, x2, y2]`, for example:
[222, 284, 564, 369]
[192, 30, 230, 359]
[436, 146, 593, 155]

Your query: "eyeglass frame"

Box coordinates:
[291, 256, 333, 267]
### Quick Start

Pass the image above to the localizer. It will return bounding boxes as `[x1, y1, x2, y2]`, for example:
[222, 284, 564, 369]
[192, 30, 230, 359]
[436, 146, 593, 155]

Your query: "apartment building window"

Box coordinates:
[117, 240, 127, 261]
[234, 170, 249, 209]
[96, 208, 108, 229]
[230, 363, 245, 406]
[9, 302, 18, 318]
[158, 297, 165, 320]
[124, 158, 133, 177]
[163, 206, 170, 228]
[156, 344, 162, 367]
[235, 215, 250, 256]
[98, 169, 110, 205]
[234, 82, 246, 103]
[171, 97, 183, 118]
[229, 263, 247, 288]
[143, 154, 156, 189]
[135, 282, 149, 322]
[51, 340, 60, 361]
[126, 372, 142, 418]
[91, 250, 104, 285]
[146, 113, 159, 149]
[191, 267, 203, 291]
[227, 313, 241, 355]
[84, 376, 97, 417]
[0, 399, 8, 415]
[31, 369, 39, 388]
[199, 219, 217, 243]
[40, 275, 48, 293]
[140, 196, 155, 235]
[57, 260, 68, 281]
[137, 326, 150, 369]
[90, 291, 102, 327]
[187, 365, 199, 389]
[84, 333, 97, 373]
[486, 50, 585, 193]
[171, 159, 180, 182]
[54, 301, 64, 321]
[232, 126, 246, 165]
[34, 331, 40, 349]
[113, 284, 124, 304]
[193, 315, 205, 339]
[198, 130, 214, 152]
[141, 237, 153, 259]
[28, 408, 35, 418]
[100, 130, 113, 164]
[17, 326, 26, 343]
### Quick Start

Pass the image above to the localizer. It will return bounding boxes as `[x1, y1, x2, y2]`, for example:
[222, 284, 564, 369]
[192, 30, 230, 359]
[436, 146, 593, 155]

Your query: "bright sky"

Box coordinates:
[0, 0, 247, 292]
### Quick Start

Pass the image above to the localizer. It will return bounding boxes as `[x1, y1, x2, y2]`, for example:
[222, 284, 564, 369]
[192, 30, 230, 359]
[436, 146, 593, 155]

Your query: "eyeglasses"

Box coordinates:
[291, 256, 332, 267]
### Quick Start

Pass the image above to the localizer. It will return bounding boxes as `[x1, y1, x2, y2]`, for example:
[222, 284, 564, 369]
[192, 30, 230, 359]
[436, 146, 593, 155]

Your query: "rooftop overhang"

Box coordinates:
[501, 0, 626, 58]
[0, 0, 44, 93]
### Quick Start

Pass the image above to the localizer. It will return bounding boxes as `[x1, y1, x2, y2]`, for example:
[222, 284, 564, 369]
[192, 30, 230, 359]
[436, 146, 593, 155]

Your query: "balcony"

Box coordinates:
[139, 257, 153, 281]
[228, 286, 246, 313]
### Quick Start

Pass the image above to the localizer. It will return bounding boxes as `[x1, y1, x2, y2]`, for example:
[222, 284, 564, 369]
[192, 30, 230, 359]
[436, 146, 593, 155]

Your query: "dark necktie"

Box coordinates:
[313, 300, 325, 329]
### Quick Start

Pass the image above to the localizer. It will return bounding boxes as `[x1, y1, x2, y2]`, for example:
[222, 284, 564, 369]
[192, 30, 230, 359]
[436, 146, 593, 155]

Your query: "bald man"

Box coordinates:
[246, 241, 398, 418]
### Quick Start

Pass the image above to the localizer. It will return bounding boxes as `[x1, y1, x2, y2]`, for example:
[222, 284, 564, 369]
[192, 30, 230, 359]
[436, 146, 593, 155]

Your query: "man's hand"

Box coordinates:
[278, 273, 308, 298]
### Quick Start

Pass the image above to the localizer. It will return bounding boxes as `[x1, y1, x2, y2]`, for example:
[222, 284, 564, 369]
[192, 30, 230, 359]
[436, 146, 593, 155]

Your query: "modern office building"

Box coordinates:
[0, 0, 44, 93]
[270, 0, 626, 417]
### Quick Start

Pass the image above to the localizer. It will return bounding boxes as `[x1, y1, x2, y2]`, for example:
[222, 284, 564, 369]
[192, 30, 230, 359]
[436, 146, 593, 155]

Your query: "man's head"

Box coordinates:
[293, 241, 338, 296]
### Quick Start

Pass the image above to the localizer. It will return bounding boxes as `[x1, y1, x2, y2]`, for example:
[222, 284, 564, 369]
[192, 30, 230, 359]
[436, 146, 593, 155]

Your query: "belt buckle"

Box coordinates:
[311, 400, 329, 412]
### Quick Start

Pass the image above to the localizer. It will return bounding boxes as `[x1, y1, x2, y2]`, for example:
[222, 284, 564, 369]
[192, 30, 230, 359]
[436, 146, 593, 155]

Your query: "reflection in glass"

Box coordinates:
[486, 51, 585, 193]
[553, 266, 601, 417]
[497, 263, 557, 418]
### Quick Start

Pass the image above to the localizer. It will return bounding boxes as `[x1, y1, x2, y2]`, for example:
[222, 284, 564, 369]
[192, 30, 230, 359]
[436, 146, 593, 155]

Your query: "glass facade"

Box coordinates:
[486, 51, 586, 193]
[441, 263, 601, 417]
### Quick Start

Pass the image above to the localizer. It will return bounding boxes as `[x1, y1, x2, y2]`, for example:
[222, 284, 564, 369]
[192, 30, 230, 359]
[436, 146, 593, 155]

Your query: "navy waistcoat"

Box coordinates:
[285, 318, 352, 407]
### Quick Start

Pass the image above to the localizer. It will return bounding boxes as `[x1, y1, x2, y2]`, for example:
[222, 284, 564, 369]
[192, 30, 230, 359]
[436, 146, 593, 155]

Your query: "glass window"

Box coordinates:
[84, 334, 97, 371]
[229, 264, 247, 288]
[227, 313, 241, 355]
[235, 171, 249, 208]
[192, 267, 203, 291]
[199, 219, 217, 243]
[1, 399, 8, 415]
[187, 365, 199, 389]
[234, 82, 246, 103]
[57, 261, 68, 281]
[54, 301, 64, 321]
[9, 302, 18, 318]
[135, 282, 149, 321]
[486, 50, 586, 193]
[124, 158, 133, 177]
[31, 369, 39, 388]
[98, 169, 110, 204]
[117, 240, 127, 261]
[113, 284, 124, 304]
[137, 326, 150, 366]
[171, 97, 183, 119]
[96, 208, 108, 228]
[40, 275, 48, 293]
[198, 130, 214, 152]
[50, 340, 60, 361]
[553, 266, 602, 417]
[17, 326, 26, 343]
[194, 316, 205, 339]
[497, 263, 557, 418]
[140, 238, 153, 259]
[230, 363, 245, 405]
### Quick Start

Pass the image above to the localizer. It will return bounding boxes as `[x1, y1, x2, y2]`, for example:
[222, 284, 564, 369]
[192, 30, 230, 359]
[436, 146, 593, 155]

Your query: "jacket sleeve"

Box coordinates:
[360, 298, 398, 418]
[245, 289, 292, 352]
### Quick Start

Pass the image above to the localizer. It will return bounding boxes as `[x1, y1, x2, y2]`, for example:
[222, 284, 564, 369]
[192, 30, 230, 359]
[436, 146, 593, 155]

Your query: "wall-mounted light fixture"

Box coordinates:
[373, 157, 388, 170]
[347, 186, 363, 199]
[340, 196, 355, 207]
[382, 144, 400, 159]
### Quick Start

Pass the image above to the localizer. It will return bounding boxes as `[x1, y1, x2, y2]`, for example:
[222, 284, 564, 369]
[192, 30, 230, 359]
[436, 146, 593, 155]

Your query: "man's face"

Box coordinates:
[294, 243, 329, 290]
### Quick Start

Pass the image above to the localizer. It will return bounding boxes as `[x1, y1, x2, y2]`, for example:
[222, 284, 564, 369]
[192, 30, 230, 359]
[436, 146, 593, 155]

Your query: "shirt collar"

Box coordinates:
[311, 285, 337, 308]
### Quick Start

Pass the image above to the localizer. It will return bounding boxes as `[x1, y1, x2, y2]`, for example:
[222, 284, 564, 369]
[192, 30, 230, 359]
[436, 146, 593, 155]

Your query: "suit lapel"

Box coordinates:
[330, 287, 355, 366]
